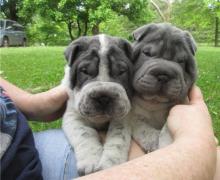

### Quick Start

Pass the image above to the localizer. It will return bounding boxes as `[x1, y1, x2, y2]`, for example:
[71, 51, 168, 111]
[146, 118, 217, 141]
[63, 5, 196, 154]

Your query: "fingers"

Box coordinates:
[189, 85, 204, 105]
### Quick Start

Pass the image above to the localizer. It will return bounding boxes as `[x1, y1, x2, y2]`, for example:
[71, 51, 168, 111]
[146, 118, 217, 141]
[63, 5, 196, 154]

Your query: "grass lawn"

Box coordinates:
[1, 46, 220, 140]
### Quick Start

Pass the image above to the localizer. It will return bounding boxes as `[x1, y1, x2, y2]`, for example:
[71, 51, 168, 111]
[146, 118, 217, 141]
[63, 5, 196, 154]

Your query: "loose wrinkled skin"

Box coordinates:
[1, 59, 219, 179]
[62, 34, 134, 175]
[130, 23, 197, 152]
[77, 86, 217, 180]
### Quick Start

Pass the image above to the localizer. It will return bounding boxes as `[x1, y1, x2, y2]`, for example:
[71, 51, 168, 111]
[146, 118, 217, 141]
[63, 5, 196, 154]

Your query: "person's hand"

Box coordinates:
[167, 85, 215, 144]
[78, 85, 217, 180]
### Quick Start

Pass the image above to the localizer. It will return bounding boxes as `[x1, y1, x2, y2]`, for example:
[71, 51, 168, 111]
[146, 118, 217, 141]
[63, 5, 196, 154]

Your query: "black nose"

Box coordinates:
[157, 74, 169, 83]
[98, 95, 111, 105]
[92, 94, 112, 106]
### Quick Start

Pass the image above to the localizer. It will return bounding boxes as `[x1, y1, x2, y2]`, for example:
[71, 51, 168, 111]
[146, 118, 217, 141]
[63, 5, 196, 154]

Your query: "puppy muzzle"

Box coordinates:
[134, 59, 187, 102]
[77, 82, 131, 122]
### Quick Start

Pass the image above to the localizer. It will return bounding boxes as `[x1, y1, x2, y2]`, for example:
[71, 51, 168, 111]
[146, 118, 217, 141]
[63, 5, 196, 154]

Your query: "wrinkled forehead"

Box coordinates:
[69, 35, 133, 93]
[134, 29, 188, 59]
[81, 34, 124, 56]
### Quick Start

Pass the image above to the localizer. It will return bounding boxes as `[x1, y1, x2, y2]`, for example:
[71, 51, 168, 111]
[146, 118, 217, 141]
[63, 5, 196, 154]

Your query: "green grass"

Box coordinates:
[0, 47, 66, 131]
[1, 46, 220, 140]
[196, 47, 220, 140]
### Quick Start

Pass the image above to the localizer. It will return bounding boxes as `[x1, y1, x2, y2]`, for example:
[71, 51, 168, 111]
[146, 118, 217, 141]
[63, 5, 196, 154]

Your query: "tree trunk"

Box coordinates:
[76, 18, 81, 37]
[215, 16, 219, 47]
[83, 19, 88, 36]
[83, 12, 89, 36]
[92, 23, 100, 35]
[2, 0, 19, 21]
[166, 0, 172, 22]
[67, 21, 74, 40]
[9, 2, 18, 21]
[150, 0, 166, 22]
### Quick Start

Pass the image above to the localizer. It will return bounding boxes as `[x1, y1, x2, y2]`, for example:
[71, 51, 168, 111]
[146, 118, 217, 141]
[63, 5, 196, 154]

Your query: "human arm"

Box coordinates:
[0, 77, 68, 121]
[77, 86, 217, 180]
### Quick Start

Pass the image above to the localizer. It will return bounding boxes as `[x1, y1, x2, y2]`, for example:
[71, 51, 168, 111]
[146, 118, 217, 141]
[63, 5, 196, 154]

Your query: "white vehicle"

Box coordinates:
[0, 19, 27, 47]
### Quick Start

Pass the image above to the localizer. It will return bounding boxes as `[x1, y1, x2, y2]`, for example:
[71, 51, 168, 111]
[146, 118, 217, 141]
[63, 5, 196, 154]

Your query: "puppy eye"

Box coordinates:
[80, 67, 88, 75]
[178, 60, 185, 65]
[119, 68, 127, 75]
[143, 50, 152, 57]
[178, 60, 186, 68]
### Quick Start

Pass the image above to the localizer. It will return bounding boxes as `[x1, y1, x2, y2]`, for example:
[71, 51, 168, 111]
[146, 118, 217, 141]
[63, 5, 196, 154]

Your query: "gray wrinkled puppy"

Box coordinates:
[62, 34, 133, 175]
[131, 23, 197, 152]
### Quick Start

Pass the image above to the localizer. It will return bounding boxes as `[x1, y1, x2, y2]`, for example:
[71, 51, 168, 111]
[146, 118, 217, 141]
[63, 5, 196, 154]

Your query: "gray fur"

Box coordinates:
[131, 23, 197, 152]
[62, 34, 133, 175]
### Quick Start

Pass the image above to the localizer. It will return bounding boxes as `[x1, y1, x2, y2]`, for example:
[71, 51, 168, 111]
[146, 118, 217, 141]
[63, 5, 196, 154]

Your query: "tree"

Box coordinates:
[206, 0, 220, 46]
[21, 0, 106, 39]
[171, 0, 217, 45]
[20, 0, 153, 41]
[0, 0, 21, 21]
[2, 0, 155, 44]
[150, 0, 172, 22]
[89, 0, 153, 35]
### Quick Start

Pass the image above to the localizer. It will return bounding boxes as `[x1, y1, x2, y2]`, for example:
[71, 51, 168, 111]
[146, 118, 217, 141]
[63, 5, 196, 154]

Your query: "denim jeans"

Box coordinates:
[34, 129, 79, 180]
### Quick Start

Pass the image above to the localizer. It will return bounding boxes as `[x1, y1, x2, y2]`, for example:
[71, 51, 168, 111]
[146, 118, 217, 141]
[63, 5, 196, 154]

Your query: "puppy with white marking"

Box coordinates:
[62, 35, 133, 175]
[131, 23, 197, 152]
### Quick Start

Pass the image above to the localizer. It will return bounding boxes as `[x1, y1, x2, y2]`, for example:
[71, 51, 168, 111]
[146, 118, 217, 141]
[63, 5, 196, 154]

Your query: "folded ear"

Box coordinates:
[184, 31, 197, 56]
[64, 43, 80, 66]
[132, 23, 157, 41]
[64, 41, 83, 66]
[118, 39, 133, 61]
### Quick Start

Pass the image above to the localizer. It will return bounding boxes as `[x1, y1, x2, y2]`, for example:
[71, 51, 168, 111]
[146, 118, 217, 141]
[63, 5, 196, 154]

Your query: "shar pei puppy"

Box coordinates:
[62, 34, 134, 175]
[130, 23, 197, 152]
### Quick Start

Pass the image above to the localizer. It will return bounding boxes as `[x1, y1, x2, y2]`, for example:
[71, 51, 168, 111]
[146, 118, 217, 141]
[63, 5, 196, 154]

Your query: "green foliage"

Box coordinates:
[1, 46, 220, 139]
[205, 0, 220, 18]
[15, 0, 155, 43]
[171, 0, 219, 44]
[0, 11, 6, 19]
[99, 12, 134, 39]
[1, 0, 218, 45]
[26, 15, 70, 45]
[0, 0, 21, 21]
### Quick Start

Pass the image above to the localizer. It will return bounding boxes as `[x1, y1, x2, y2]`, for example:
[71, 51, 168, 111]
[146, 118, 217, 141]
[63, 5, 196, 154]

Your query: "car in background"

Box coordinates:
[0, 19, 27, 47]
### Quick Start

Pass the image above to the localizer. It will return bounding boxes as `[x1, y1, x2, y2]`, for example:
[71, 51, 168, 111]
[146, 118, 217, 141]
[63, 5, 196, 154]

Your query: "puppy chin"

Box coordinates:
[87, 115, 110, 124]
[141, 95, 171, 103]
[79, 103, 130, 121]
[138, 87, 185, 104]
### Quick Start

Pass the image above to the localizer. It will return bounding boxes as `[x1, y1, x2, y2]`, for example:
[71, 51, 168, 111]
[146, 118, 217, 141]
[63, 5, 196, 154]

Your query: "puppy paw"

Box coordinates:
[77, 157, 100, 176]
[94, 161, 113, 172]
[95, 155, 125, 171]
[143, 139, 159, 153]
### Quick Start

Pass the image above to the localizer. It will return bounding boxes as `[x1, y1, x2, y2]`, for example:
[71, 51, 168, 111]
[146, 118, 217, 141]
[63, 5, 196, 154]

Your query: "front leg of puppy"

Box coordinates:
[132, 119, 160, 153]
[96, 119, 131, 170]
[63, 111, 103, 176]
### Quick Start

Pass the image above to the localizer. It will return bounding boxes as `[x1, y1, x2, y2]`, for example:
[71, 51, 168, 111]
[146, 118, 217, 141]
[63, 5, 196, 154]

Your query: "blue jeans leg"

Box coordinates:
[33, 129, 78, 180]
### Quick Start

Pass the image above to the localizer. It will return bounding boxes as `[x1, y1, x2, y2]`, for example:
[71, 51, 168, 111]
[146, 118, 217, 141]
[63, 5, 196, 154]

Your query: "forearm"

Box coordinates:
[0, 77, 33, 116]
[78, 137, 216, 180]
[25, 86, 67, 121]
[214, 147, 220, 180]
[0, 77, 67, 121]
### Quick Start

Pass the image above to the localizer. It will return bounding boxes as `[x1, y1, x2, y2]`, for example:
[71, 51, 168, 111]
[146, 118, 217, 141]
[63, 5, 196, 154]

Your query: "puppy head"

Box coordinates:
[63, 35, 133, 123]
[132, 23, 197, 104]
